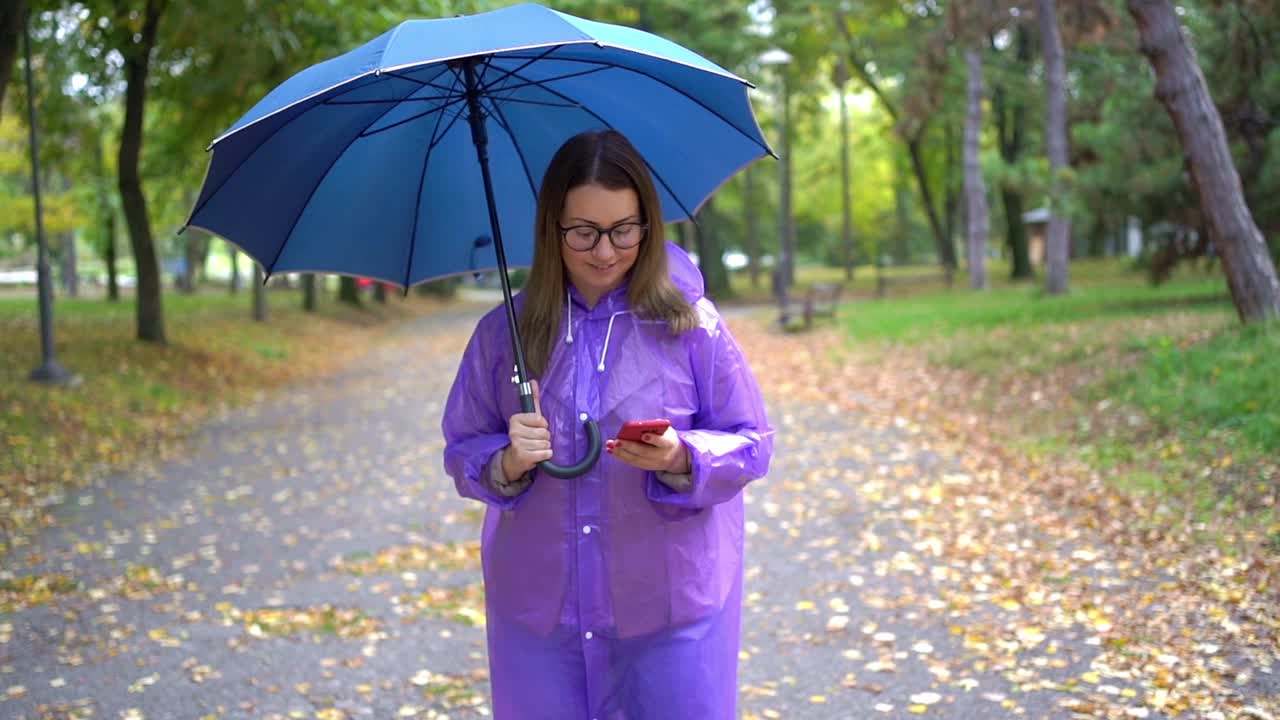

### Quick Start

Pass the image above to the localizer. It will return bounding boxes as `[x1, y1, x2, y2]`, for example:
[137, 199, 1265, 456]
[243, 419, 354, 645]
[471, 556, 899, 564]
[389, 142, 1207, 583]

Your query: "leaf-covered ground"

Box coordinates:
[0, 305, 1275, 719]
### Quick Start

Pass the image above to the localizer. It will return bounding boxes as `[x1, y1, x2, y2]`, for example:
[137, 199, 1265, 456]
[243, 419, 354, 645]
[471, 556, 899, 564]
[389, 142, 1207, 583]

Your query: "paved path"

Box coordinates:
[2, 304, 1275, 719]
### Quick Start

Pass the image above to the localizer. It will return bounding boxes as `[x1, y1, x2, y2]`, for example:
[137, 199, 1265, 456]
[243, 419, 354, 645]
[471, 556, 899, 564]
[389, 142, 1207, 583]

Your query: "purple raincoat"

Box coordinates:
[442, 242, 773, 719]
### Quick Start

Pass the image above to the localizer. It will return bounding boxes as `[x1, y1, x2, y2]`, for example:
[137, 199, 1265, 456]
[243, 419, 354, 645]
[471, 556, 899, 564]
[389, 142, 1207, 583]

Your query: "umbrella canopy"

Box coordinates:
[185, 2, 771, 478]
[185, 2, 771, 288]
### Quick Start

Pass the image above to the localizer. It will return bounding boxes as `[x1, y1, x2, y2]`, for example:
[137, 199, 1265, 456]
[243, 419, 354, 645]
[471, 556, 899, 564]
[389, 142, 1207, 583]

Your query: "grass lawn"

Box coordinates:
[0, 287, 452, 547]
[829, 258, 1278, 547]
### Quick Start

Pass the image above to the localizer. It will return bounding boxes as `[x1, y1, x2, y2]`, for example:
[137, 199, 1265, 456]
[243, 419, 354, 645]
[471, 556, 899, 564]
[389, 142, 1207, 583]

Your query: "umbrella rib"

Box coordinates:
[187, 71, 438, 231]
[323, 94, 463, 106]
[402, 69, 462, 294]
[359, 96, 467, 139]
[264, 80, 429, 280]
[499, 54, 770, 155]
[485, 96, 583, 109]
[500, 67, 698, 223]
[480, 94, 539, 200]
[483, 66, 612, 97]
[477, 44, 562, 96]
[381, 70, 470, 96]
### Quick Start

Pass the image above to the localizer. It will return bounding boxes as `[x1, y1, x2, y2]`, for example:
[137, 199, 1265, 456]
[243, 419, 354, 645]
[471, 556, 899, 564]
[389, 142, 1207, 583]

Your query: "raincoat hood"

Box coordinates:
[664, 240, 704, 304]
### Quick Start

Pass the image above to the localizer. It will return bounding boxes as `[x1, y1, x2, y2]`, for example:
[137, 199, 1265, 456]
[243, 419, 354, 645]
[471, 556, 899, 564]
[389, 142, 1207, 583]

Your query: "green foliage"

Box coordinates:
[1117, 321, 1280, 453]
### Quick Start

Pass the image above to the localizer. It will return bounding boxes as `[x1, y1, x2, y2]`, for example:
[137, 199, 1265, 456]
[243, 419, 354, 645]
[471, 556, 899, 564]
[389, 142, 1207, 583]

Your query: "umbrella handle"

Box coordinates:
[537, 416, 604, 479]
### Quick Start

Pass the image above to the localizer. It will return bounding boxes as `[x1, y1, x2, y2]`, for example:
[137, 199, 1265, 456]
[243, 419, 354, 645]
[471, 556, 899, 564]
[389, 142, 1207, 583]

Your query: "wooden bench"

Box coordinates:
[778, 282, 842, 330]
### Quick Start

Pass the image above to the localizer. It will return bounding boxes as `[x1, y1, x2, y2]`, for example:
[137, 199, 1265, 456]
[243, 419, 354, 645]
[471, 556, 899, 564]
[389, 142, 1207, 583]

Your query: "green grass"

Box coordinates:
[0, 287, 445, 543]
[842, 275, 1229, 343]
[834, 259, 1277, 535]
[1115, 321, 1280, 452]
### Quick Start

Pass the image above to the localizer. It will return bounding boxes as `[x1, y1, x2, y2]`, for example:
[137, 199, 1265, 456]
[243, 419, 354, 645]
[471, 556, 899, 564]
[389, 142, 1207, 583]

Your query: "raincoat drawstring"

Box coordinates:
[565, 293, 574, 344]
[598, 310, 631, 373]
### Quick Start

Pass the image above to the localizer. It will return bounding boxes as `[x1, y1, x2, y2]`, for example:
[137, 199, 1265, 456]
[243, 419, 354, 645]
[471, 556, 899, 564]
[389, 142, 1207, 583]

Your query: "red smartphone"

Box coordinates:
[616, 419, 671, 443]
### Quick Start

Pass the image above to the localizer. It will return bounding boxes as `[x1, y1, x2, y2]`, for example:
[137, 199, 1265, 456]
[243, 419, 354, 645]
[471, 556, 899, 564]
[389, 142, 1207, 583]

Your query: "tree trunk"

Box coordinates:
[894, 171, 910, 265]
[1037, 0, 1071, 296]
[60, 231, 78, 297]
[907, 137, 955, 277]
[944, 115, 958, 269]
[92, 124, 119, 301]
[339, 276, 361, 305]
[302, 274, 317, 312]
[1128, 0, 1280, 321]
[993, 23, 1033, 279]
[1001, 189, 1031, 278]
[0, 0, 25, 119]
[837, 57, 855, 281]
[181, 227, 203, 294]
[964, 47, 990, 291]
[374, 281, 387, 303]
[743, 165, 760, 288]
[117, 0, 166, 343]
[252, 264, 267, 322]
[673, 222, 688, 250]
[694, 198, 731, 300]
[779, 71, 795, 288]
[228, 242, 241, 293]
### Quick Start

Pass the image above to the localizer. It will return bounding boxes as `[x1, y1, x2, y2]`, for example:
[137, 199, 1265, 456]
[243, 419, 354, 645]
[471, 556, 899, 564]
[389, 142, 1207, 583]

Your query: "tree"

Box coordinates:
[0, 1, 25, 118]
[1037, 0, 1071, 295]
[964, 45, 990, 290]
[835, 56, 855, 280]
[252, 263, 266, 322]
[991, 20, 1034, 279]
[339, 276, 361, 306]
[111, 0, 169, 342]
[829, 1, 958, 276]
[302, 274, 318, 312]
[1127, 0, 1280, 321]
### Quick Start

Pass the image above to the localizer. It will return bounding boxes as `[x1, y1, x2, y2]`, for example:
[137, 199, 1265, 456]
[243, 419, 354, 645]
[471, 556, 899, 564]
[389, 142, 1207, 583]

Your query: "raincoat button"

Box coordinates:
[582, 526, 591, 534]
[584, 631, 593, 640]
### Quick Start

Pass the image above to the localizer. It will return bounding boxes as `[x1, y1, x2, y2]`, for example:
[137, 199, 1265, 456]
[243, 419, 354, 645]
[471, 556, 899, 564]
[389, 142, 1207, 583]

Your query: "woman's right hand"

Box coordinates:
[501, 380, 552, 481]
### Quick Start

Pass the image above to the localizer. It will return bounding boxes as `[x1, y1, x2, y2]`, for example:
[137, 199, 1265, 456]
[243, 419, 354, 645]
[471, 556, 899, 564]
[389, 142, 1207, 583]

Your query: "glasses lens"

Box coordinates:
[564, 226, 599, 251]
[611, 223, 644, 248]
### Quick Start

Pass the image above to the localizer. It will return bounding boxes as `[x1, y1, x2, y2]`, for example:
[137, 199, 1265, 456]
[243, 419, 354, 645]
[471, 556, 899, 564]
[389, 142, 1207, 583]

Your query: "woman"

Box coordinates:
[442, 129, 773, 719]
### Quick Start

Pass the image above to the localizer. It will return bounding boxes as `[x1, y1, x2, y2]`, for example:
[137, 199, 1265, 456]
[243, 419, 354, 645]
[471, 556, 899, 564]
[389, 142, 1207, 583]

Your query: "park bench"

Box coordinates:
[778, 281, 842, 330]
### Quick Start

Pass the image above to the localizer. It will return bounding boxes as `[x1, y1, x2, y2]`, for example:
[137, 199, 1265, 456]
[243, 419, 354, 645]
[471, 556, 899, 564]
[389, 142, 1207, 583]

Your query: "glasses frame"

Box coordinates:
[557, 221, 649, 252]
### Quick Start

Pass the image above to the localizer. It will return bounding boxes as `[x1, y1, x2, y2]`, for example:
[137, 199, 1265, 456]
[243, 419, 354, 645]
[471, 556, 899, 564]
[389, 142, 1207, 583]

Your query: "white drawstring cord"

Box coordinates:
[564, 292, 574, 344]
[597, 311, 631, 373]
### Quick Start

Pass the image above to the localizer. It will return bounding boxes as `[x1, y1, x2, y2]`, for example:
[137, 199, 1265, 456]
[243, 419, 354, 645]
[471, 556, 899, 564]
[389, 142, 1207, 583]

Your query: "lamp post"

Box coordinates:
[760, 48, 794, 295]
[23, 10, 75, 385]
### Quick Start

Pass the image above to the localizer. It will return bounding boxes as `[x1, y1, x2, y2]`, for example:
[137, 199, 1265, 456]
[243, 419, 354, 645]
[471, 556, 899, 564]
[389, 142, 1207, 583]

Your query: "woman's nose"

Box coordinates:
[592, 235, 618, 261]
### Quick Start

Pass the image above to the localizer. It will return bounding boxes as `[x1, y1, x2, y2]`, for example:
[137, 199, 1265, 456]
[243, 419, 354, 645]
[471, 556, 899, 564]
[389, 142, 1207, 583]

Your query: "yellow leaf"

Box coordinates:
[1082, 671, 1101, 684]
[810, 695, 827, 703]
[908, 705, 928, 714]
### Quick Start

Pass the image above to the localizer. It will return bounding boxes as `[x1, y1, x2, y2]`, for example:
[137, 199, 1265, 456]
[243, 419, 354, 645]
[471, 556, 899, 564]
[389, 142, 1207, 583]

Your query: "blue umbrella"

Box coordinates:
[185, 2, 772, 477]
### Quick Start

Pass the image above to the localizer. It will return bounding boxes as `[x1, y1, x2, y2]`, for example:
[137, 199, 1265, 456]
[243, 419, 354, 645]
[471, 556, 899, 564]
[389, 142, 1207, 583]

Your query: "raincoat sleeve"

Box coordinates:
[647, 311, 773, 509]
[442, 319, 531, 510]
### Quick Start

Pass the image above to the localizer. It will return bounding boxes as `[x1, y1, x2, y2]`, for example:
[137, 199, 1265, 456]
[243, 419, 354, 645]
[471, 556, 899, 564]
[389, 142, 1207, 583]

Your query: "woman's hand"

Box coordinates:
[501, 381, 552, 481]
[607, 425, 691, 474]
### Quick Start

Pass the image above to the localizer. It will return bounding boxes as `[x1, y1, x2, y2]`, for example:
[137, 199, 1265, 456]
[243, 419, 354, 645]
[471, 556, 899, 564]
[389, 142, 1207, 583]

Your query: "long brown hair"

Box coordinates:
[520, 130, 697, 377]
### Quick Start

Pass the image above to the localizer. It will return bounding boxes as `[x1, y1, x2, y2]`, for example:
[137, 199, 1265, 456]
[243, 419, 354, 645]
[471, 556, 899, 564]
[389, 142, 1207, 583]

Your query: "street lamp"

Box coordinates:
[759, 48, 794, 296]
[23, 10, 75, 385]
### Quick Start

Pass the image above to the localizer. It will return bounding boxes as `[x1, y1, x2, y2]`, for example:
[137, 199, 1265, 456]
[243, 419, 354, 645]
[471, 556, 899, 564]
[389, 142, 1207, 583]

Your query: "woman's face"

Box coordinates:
[559, 183, 643, 305]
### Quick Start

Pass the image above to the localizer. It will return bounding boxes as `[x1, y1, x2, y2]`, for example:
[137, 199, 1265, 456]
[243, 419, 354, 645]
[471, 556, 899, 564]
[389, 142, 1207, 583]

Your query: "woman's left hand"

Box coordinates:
[607, 426, 691, 474]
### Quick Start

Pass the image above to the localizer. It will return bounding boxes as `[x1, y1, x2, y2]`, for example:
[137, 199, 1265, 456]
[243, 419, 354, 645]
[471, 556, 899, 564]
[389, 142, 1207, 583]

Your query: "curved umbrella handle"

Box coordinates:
[537, 416, 603, 479]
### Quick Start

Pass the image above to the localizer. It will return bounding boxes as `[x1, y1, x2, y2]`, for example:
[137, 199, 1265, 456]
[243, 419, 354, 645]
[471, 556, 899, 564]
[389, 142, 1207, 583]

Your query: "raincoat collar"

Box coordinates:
[567, 278, 631, 316]
[563, 241, 704, 314]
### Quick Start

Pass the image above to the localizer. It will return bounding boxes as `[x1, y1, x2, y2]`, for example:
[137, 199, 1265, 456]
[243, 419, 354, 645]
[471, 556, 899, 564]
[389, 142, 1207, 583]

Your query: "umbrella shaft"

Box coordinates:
[462, 59, 535, 413]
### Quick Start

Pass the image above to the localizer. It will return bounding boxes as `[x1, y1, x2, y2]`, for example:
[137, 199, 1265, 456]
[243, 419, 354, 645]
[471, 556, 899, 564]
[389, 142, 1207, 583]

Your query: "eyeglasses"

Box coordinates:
[558, 221, 648, 252]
